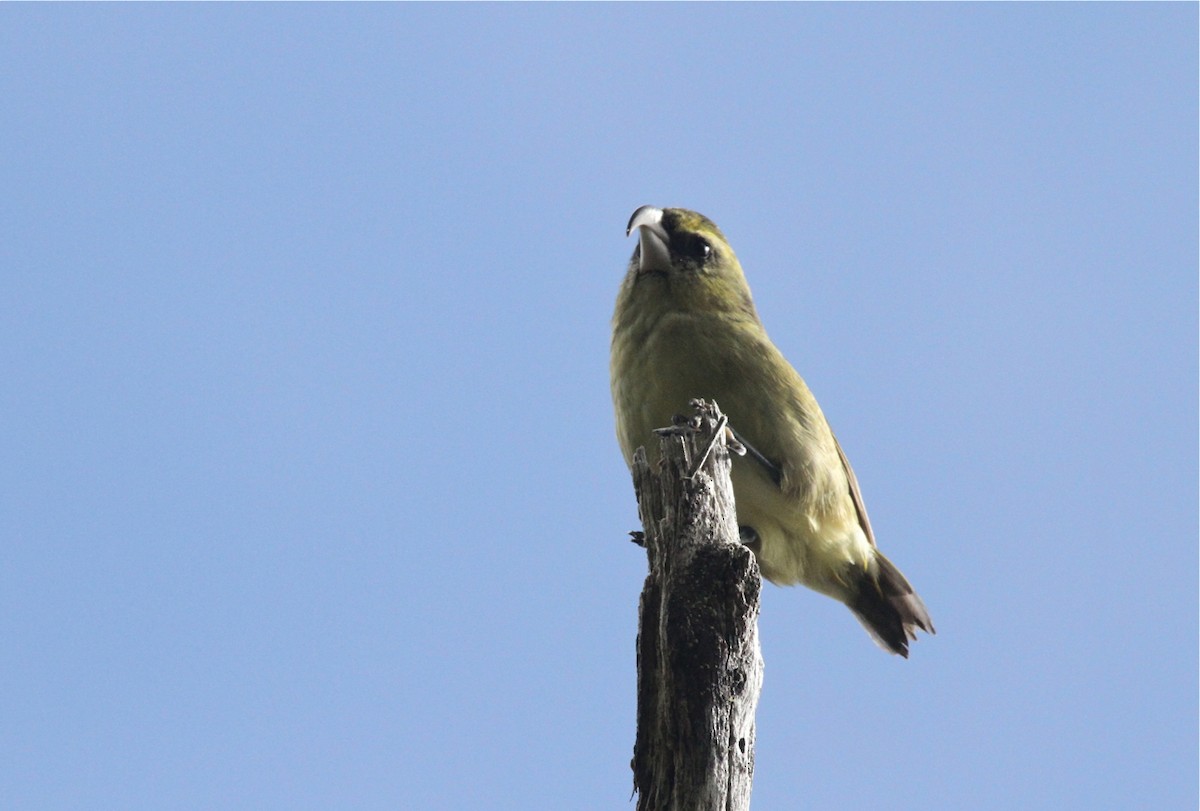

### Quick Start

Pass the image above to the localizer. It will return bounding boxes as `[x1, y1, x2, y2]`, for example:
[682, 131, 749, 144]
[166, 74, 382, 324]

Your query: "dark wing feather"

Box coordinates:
[833, 433, 876, 548]
[729, 426, 783, 487]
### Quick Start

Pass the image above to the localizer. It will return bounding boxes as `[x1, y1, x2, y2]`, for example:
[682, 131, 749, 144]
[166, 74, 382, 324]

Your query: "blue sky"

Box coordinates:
[2, 5, 1196, 810]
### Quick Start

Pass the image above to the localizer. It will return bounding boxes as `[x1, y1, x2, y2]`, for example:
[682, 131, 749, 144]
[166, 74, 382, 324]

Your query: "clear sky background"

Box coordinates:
[2, 5, 1196, 811]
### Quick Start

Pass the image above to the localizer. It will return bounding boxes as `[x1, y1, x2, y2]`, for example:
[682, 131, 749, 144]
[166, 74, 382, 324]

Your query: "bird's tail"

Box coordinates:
[849, 553, 934, 657]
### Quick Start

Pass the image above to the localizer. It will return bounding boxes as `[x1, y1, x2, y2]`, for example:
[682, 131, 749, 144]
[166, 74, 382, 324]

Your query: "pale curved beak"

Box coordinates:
[626, 205, 671, 274]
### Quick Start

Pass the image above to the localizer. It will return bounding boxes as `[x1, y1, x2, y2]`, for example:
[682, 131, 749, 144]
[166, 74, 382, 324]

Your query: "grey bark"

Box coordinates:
[630, 400, 764, 811]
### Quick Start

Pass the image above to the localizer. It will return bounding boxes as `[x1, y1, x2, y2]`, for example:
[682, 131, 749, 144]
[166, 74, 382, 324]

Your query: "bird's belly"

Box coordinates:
[612, 315, 871, 600]
[612, 336, 718, 463]
[730, 456, 870, 599]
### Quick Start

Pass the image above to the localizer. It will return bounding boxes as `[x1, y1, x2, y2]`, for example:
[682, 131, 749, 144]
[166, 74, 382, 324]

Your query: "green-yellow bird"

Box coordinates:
[611, 205, 934, 656]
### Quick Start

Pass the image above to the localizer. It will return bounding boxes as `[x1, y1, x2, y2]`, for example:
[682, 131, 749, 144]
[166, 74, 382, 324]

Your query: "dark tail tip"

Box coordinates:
[849, 553, 935, 657]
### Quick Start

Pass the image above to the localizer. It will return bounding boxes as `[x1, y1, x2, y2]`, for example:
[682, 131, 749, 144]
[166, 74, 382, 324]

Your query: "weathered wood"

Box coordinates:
[630, 400, 764, 811]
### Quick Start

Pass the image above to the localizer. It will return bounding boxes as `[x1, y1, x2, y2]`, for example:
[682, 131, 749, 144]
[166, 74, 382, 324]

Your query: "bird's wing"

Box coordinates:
[834, 433, 876, 548]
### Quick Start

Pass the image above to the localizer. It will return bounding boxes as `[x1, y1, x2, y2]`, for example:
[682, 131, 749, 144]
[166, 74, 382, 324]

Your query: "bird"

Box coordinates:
[611, 205, 934, 656]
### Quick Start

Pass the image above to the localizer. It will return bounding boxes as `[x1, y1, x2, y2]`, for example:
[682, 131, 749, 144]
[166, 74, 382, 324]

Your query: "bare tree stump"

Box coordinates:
[630, 400, 764, 811]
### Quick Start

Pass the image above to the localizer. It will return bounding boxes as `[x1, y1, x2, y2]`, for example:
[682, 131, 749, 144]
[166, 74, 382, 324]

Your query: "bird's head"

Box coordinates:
[619, 205, 759, 325]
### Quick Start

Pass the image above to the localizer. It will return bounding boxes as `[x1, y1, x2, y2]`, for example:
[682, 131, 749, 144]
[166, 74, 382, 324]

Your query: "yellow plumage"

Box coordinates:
[611, 205, 933, 656]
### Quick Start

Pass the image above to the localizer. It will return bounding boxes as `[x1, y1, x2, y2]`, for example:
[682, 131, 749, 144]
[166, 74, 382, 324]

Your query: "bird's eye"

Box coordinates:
[680, 235, 712, 263]
[668, 232, 715, 265]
